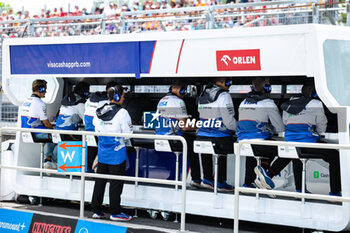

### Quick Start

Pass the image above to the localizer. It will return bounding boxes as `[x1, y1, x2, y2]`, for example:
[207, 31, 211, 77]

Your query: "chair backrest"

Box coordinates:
[154, 139, 172, 152]
[234, 143, 255, 157]
[22, 132, 34, 143]
[86, 135, 97, 147]
[193, 140, 215, 154]
[278, 145, 299, 158]
[51, 133, 62, 144]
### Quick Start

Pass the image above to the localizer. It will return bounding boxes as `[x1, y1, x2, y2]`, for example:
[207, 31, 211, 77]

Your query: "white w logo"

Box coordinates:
[60, 151, 75, 163]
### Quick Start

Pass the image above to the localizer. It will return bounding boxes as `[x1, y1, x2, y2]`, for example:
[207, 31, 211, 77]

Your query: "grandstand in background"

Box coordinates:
[0, 0, 348, 128]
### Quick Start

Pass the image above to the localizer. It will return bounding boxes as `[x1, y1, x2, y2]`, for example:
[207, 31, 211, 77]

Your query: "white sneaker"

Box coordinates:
[44, 161, 57, 169]
[43, 161, 57, 176]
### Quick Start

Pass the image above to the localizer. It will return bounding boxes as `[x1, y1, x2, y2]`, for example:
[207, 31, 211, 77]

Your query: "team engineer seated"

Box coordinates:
[254, 83, 341, 197]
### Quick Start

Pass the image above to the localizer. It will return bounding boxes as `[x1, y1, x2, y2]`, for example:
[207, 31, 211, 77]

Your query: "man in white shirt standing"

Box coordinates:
[91, 84, 132, 221]
[84, 81, 118, 171]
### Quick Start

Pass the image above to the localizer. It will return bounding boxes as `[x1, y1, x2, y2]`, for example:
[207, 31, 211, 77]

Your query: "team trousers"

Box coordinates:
[244, 142, 341, 194]
[91, 161, 126, 215]
[197, 136, 234, 183]
[269, 147, 341, 194]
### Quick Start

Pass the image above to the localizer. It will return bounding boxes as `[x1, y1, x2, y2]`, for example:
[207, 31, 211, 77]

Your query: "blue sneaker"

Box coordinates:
[110, 212, 132, 221]
[201, 178, 214, 190]
[243, 183, 256, 188]
[92, 212, 105, 219]
[241, 183, 256, 194]
[329, 191, 342, 197]
[254, 178, 276, 198]
[296, 189, 311, 194]
[254, 165, 275, 189]
[218, 181, 234, 192]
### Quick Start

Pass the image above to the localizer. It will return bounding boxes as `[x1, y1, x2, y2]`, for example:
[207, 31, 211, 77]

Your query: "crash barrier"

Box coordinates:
[0, 127, 188, 232]
[233, 139, 350, 233]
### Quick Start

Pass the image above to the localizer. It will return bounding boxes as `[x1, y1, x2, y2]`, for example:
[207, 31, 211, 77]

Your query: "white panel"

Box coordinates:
[193, 140, 215, 154]
[86, 135, 97, 147]
[21, 132, 34, 143]
[234, 143, 254, 157]
[177, 34, 306, 76]
[51, 133, 62, 144]
[154, 139, 172, 152]
[150, 40, 183, 75]
[278, 145, 299, 159]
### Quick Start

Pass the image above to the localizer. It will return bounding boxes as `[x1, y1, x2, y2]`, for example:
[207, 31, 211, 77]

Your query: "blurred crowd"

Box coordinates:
[0, 0, 337, 38]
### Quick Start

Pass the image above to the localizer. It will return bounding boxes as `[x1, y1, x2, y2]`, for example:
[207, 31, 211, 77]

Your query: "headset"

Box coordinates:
[225, 78, 232, 87]
[250, 83, 271, 93]
[179, 86, 187, 95]
[109, 86, 123, 102]
[264, 83, 272, 93]
[169, 85, 187, 95]
[39, 86, 46, 93]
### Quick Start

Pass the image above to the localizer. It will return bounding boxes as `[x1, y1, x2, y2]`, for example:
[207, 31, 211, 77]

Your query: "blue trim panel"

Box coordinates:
[10, 41, 156, 75]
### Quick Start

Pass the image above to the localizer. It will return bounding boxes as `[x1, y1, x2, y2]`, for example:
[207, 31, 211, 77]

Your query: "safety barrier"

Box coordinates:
[0, 127, 188, 232]
[233, 139, 350, 233]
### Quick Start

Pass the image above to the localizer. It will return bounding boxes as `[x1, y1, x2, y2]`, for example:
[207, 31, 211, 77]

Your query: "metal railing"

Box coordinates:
[0, 127, 188, 232]
[0, 0, 348, 128]
[233, 139, 350, 233]
[0, 0, 347, 38]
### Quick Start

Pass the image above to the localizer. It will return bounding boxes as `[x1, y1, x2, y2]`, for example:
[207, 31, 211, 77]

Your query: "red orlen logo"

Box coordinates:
[216, 49, 261, 71]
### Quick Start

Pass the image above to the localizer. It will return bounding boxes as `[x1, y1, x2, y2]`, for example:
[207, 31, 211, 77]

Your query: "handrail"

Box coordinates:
[233, 139, 350, 233]
[0, 127, 188, 232]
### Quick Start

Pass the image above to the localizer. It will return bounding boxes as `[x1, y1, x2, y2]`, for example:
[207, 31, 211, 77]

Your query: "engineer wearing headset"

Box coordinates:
[156, 80, 201, 188]
[255, 83, 341, 196]
[197, 77, 237, 191]
[237, 78, 285, 196]
[20, 79, 57, 168]
[84, 81, 118, 172]
[91, 84, 132, 221]
[56, 81, 90, 140]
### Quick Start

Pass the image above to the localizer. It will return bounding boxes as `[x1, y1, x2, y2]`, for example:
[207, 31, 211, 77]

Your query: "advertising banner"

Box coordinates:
[29, 214, 77, 233]
[0, 209, 33, 233]
[57, 141, 86, 173]
[10, 41, 156, 77]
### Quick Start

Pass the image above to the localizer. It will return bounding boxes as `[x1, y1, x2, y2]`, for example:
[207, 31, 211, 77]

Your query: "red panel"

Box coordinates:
[216, 49, 261, 71]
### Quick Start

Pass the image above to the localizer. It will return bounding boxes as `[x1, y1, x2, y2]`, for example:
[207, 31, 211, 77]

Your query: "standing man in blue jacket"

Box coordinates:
[91, 84, 132, 221]
[84, 81, 118, 171]
[197, 77, 237, 191]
